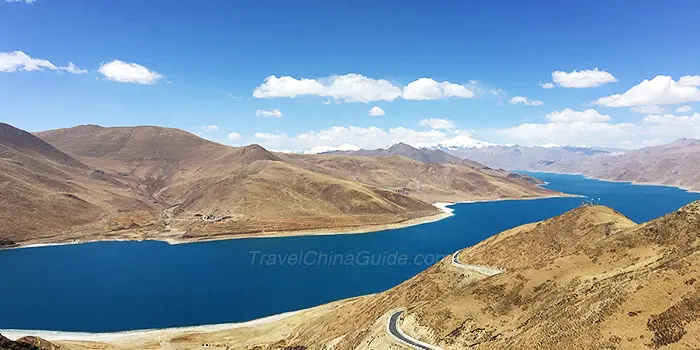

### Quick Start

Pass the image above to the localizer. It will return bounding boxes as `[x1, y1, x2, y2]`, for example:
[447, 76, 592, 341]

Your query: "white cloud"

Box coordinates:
[678, 75, 700, 87]
[509, 96, 544, 106]
[596, 75, 700, 107]
[60, 62, 88, 74]
[642, 113, 700, 141]
[307, 144, 361, 154]
[419, 118, 455, 130]
[631, 105, 664, 114]
[253, 74, 402, 103]
[98, 60, 163, 85]
[368, 106, 385, 116]
[402, 78, 474, 100]
[540, 82, 555, 89]
[545, 108, 611, 123]
[227, 132, 241, 140]
[0, 51, 85, 74]
[256, 109, 283, 118]
[201, 125, 219, 132]
[551, 68, 618, 88]
[422, 130, 495, 149]
[501, 121, 635, 147]
[495, 107, 635, 147]
[5, 0, 35, 4]
[676, 105, 693, 113]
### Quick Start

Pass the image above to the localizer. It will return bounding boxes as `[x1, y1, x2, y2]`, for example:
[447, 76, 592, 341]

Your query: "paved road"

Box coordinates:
[387, 310, 443, 350]
[451, 250, 504, 276]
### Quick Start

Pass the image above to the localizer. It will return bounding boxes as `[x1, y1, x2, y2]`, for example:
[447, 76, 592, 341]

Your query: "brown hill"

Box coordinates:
[327, 142, 463, 164]
[0, 123, 156, 245]
[71, 202, 700, 349]
[3, 123, 560, 245]
[281, 152, 552, 203]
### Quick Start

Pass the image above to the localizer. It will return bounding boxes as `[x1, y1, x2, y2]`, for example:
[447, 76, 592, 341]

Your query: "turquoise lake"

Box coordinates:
[1, 172, 699, 332]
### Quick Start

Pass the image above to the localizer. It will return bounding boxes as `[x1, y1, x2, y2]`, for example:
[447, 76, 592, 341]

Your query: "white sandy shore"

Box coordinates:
[1, 310, 300, 342]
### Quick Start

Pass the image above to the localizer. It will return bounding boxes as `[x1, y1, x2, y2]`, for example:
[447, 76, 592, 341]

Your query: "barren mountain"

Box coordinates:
[0, 123, 156, 246]
[282, 151, 552, 203]
[445, 144, 618, 170]
[59, 201, 700, 349]
[327, 142, 463, 164]
[530, 139, 700, 191]
[2, 124, 560, 245]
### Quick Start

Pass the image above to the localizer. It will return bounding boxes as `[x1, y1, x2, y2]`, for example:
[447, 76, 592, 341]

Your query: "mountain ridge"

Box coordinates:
[0, 123, 561, 246]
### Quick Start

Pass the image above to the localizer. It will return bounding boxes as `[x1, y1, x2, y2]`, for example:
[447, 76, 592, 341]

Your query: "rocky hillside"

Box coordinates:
[326, 142, 463, 164]
[0, 334, 60, 350]
[0, 123, 157, 244]
[531, 139, 700, 191]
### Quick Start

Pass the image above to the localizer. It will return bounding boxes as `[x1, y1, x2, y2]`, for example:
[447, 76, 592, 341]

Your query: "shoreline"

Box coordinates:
[0, 309, 301, 342]
[6, 209, 454, 250]
[7, 194, 573, 250]
[525, 170, 700, 194]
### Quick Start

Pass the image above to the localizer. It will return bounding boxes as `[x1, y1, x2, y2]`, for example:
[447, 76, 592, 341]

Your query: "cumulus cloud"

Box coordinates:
[595, 75, 700, 107]
[642, 113, 700, 141]
[402, 78, 474, 100]
[496, 107, 634, 147]
[509, 96, 544, 106]
[501, 121, 635, 147]
[369, 106, 385, 116]
[676, 105, 693, 113]
[0, 51, 86, 74]
[419, 118, 455, 130]
[98, 60, 163, 85]
[678, 75, 700, 87]
[256, 109, 283, 118]
[494, 105, 700, 148]
[631, 105, 664, 114]
[540, 82, 555, 89]
[60, 62, 88, 74]
[545, 108, 611, 123]
[227, 132, 241, 140]
[551, 68, 618, 88]
[253, 74, 402, 103]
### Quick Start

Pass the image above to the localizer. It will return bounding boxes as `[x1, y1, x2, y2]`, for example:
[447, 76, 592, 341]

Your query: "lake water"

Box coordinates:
[1, 172, 699, 332]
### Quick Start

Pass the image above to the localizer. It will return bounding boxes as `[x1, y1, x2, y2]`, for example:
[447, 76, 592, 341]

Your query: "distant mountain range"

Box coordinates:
[336, 138, 700, 193]
[442, 144, 622, 170]
[325, 142, 463, 164]
[0, 123, 557, 246]
[527, 138, 700, 191]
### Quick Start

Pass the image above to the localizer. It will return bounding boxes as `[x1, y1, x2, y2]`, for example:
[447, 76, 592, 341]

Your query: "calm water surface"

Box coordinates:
[1, 172, 698, 332]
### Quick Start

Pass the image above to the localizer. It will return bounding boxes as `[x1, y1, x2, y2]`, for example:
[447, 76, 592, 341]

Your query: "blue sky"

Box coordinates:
[1, 0, 700, 151]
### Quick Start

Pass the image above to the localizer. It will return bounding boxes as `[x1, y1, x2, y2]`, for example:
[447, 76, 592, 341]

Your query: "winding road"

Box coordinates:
[387, 251, 505, 349]
[451, 250, 505, 276]
[387, 309, 443, 350]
